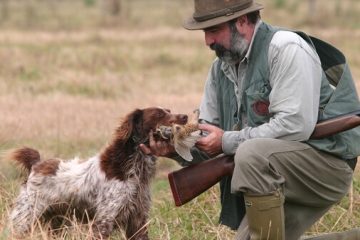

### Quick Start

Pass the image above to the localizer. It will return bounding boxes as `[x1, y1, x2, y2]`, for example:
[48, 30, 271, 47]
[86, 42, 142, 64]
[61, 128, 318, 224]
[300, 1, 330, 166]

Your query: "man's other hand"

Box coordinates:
[196, 124, 224, 157]
[139, 130, 176, 157]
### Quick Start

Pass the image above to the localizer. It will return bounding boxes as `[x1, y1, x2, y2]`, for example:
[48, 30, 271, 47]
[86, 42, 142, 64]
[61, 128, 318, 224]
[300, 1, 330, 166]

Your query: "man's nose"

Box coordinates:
[204, 32, 215, 47]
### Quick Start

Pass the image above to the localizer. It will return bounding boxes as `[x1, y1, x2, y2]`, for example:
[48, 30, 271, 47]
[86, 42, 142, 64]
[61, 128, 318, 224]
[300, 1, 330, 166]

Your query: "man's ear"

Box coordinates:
[236, 16, 247, 28]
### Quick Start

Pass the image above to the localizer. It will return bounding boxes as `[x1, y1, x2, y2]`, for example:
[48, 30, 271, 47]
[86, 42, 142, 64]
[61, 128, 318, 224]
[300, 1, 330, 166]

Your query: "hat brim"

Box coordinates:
[183, 2, 264, 30]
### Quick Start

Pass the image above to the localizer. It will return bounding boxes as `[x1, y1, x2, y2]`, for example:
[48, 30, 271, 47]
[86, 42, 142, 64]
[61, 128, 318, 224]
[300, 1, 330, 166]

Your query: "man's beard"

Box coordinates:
[210, 24, 249, 65]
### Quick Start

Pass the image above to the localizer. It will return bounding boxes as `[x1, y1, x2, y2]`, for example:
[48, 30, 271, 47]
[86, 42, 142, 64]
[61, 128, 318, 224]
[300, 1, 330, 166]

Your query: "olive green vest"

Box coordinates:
[215, 22, 360, 229]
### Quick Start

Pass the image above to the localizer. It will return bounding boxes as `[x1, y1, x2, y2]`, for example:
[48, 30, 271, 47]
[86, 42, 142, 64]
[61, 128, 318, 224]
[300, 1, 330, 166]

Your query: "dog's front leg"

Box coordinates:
[9, 188, 48, 237]
[92, 218, 115, 240]
[92, 198, 122, 239]
[126, 217, 150, 240]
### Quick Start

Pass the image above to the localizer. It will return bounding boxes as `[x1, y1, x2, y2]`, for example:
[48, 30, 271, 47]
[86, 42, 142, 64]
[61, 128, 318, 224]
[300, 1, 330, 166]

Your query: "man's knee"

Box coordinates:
[232, 139, 273, 186]
[234, 138, 307, 168]
[234, 138, 274, 168]
[232, 138, 286, 194]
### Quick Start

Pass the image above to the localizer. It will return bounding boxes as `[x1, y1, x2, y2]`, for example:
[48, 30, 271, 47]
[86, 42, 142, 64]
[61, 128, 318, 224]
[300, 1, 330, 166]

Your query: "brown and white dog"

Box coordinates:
[8, 107, 188, 239]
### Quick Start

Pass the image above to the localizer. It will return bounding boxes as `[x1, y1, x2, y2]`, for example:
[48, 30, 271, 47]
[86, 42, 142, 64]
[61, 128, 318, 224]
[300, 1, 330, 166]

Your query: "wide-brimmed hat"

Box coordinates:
[183, 0, 264, 30]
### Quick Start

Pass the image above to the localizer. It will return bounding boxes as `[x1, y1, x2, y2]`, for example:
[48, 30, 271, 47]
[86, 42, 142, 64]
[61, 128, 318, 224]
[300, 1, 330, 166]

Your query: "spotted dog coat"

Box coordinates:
[9, 107, 188, 239]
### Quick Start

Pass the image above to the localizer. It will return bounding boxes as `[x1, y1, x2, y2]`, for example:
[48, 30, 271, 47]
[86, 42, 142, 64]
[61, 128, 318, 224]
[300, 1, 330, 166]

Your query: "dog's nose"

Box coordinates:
[179, 114, 188, 124]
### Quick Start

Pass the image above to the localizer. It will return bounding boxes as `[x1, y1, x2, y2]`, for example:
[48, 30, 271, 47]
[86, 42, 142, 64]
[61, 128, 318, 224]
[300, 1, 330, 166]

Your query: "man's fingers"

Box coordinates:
[139, 144, 152, 155]
[197, 124, 215, 145]
[196, 123, 224, 157]
[148, 130, 156, 150]
[198, 123, 216, 132]
[141, 129, 176, 157]
[149, 129, 154, 142]
[196, 136, 208, 146]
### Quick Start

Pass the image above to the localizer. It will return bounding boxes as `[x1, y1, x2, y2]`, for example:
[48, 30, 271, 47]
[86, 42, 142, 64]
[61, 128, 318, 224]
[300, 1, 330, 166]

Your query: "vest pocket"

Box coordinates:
[244, 90, 272, 126]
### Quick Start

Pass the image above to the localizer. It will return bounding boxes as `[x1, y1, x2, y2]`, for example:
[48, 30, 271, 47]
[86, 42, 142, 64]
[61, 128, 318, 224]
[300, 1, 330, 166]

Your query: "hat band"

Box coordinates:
[193, 1, 253, 22]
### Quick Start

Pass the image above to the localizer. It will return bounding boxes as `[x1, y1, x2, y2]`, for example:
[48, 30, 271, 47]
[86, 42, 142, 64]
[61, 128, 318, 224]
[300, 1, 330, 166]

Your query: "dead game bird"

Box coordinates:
[156, 110, 202, 161]
[172, 123, 202, 161]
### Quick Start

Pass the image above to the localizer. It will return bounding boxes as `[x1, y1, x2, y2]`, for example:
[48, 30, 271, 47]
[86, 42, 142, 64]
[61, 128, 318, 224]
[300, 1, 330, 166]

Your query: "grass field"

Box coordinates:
[0, 0, 359, 239]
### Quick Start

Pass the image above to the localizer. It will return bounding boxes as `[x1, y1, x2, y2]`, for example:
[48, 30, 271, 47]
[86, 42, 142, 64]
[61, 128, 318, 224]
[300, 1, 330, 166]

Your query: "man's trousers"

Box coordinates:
[231, 138, 353, 240]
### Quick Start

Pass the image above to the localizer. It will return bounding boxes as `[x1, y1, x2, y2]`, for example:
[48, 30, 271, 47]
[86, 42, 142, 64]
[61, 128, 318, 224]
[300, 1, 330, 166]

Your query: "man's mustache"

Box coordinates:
[210, 43, 228, 58]
[210, 43, 226, 52]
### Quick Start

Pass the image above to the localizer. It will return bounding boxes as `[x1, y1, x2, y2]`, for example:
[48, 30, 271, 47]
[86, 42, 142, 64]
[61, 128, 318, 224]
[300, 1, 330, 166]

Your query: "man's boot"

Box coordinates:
[244, 189, 285, 240]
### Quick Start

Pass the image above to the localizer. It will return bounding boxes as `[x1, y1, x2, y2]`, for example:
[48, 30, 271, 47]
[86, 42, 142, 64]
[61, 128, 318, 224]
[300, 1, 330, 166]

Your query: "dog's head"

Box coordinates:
[117, 107, 188, 143]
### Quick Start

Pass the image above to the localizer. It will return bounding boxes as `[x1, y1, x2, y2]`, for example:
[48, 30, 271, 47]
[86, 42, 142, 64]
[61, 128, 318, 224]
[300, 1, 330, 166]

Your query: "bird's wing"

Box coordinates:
[174, 130, 202, 161]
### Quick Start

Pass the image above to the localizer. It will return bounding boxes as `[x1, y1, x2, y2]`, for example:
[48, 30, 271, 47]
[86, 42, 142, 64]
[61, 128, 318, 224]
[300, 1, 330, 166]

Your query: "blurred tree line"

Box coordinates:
[0, 0, 123, 21]
[0, 0, 122, 20]
[0, 0, 322, 21]
[0, 0, 357, 19]
[0, 0, 128, 29]
[0, 0, 359, 30]
[102, 0, 121, 15]
[274, 0, 338, 17]
[270, 0, 360, 28]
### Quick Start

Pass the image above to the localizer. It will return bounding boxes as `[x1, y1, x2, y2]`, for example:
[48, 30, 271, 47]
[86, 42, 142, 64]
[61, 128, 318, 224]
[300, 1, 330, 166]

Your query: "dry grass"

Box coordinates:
[0, 0, 359, 239]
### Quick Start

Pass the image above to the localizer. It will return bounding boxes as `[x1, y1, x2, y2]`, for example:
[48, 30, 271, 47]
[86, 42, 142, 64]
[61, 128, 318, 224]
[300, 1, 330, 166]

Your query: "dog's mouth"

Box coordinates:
[154, 125, 173, 140]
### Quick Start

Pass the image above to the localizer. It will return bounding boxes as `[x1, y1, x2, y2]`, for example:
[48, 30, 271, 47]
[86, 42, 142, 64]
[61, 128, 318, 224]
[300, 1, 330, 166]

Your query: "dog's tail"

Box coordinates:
[5, 147, 41, 172]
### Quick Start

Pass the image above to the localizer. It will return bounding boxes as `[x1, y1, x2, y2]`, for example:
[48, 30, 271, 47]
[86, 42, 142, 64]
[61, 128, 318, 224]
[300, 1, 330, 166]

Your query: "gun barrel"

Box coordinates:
[169, 110, 360, 207]
[310, 115, 360, 139]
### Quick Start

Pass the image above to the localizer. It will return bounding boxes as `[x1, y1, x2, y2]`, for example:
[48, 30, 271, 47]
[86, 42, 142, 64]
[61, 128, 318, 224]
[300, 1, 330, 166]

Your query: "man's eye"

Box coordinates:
[205, 27, 219, 34]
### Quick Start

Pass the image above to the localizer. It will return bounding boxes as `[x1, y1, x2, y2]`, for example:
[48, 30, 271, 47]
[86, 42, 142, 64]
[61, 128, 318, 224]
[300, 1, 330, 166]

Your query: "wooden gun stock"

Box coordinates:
[168, 111, 360, 206]
[168, 154, 234, 206]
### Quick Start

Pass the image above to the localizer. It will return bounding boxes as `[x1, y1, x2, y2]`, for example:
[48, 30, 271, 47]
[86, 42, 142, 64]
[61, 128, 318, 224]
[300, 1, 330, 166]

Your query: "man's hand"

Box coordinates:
[196, 124, 224, 157]
[139, 130, 176, 157]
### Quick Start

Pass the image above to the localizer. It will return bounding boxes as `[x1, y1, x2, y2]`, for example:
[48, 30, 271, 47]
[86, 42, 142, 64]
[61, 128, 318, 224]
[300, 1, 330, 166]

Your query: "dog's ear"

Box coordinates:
[117, 109, 144, 141]
[131, 109, 144, 138]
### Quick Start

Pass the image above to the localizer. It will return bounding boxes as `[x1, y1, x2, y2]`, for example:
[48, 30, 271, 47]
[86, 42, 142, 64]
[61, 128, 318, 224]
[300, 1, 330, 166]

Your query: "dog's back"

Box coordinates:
[9, 147, 107, 200]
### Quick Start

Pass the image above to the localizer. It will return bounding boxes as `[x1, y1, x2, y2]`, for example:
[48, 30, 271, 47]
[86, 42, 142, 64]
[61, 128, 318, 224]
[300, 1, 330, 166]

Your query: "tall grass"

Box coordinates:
[0, 0, 359, 239]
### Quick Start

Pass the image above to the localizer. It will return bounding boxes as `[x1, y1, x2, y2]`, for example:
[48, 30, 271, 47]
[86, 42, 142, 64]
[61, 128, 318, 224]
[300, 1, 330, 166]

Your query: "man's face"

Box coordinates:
[204, 20, 250, 65]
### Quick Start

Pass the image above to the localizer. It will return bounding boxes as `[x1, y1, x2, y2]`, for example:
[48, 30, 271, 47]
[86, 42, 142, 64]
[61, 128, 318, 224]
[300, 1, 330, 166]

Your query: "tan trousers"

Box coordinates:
[231, 138, 353, 240]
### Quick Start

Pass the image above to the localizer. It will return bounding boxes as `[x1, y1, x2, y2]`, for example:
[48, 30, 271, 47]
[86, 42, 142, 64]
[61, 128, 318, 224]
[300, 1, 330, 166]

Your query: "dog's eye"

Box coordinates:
[157, 111, 166, 118]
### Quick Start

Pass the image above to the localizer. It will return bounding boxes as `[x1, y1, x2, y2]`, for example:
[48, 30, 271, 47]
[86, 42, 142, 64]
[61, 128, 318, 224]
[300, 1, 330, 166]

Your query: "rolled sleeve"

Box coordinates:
[222, 131, 246, 155]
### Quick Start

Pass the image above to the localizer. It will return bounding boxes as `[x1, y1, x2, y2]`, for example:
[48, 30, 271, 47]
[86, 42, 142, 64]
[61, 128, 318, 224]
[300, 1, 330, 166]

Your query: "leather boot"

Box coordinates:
[244, 189, 285, 240]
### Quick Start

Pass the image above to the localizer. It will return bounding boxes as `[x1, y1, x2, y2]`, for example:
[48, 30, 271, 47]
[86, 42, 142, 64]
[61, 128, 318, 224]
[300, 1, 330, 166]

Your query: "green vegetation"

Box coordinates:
[0, 0, 359, 239]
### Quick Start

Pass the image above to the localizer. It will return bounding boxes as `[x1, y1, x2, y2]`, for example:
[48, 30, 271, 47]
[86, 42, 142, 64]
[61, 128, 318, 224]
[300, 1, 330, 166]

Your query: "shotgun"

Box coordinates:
[168, 110, 360, 206]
